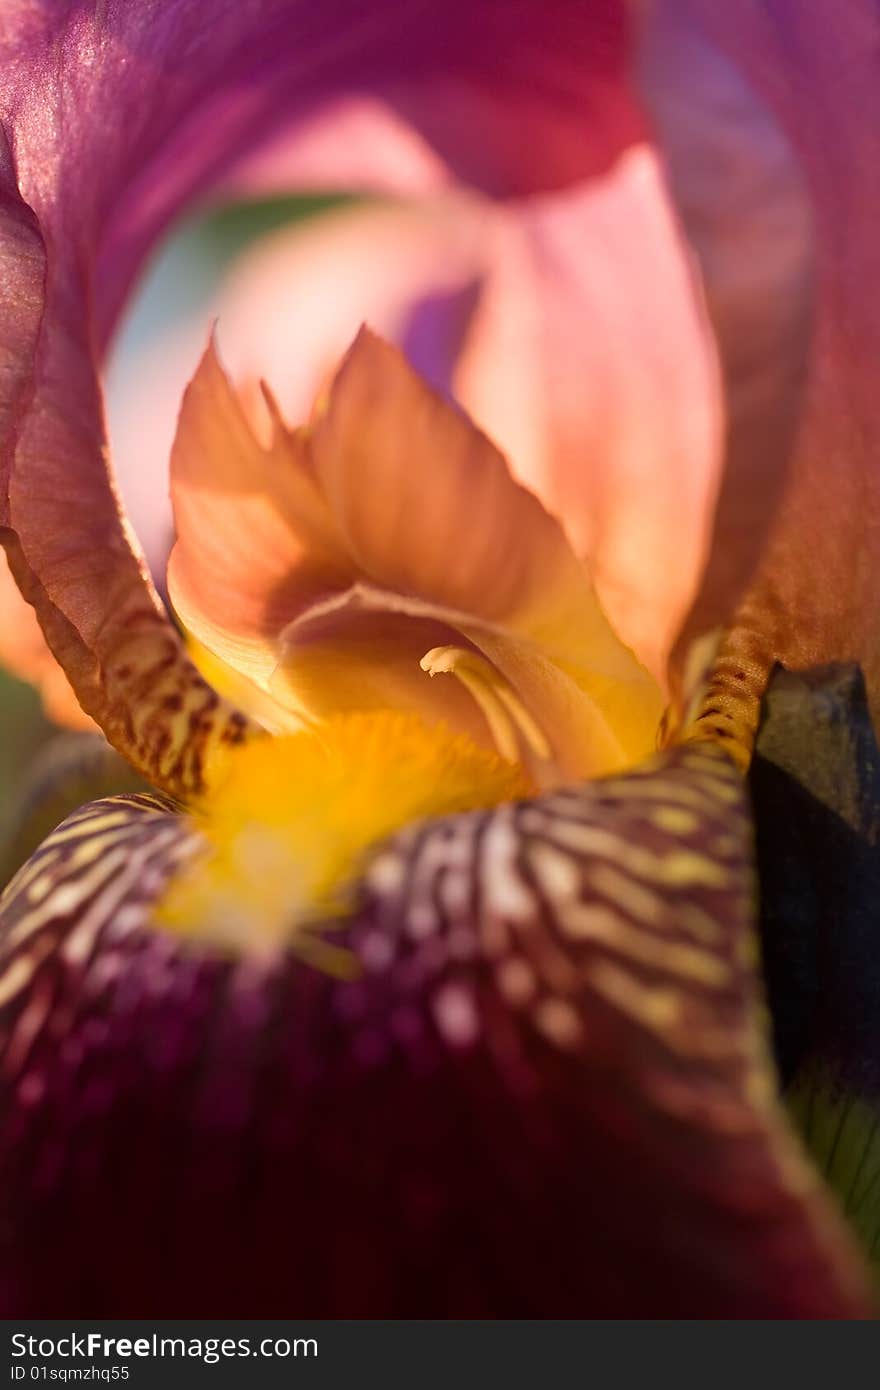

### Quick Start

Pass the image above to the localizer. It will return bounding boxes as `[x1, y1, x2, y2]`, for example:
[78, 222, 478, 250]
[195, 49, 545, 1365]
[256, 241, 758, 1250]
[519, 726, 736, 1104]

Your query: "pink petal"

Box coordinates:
[169, 332, 662, 775]
[0, 0, 647, 791]
[455, 148, 724, 684]
[117, 166, 724, 695]
[637, 2, 814, 698]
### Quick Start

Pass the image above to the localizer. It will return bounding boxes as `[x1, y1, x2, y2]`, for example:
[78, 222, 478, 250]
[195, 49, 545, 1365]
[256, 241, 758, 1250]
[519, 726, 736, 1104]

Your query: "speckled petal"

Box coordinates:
[0, 749, 872, 1315]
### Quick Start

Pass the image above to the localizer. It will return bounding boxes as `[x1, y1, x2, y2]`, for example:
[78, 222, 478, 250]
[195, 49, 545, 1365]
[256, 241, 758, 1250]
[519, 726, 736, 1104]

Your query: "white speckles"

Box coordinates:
[438, 869, 471, 919]
[106, 904, 148, 938]
[526, 841, 582, 902]
[405, 830, 477, 939]
[407, 901, 439, 940]
[61, 853, 132, 965]
[367, 852, 406, 897]
[432, 983, 480, 1048]
[0, 952, 39, 1009]
[361, 930, 394, 972]
[26, 873, 54, 904]
[481, 811, 535, 924]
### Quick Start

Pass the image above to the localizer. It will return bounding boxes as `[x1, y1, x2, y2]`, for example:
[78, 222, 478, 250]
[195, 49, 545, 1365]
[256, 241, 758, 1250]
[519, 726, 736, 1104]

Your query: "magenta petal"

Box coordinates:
[0, 0, 646, 792]
[648, 2, 880, 747]
[0, 751, 873, 1315]
[638, 2, 815, 673]
[2, 0, 643, 342]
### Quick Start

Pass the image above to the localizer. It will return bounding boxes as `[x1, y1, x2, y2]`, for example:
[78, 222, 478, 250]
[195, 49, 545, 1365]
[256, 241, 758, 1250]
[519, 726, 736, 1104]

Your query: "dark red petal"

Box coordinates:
[638, 3, 814, 678]
[0, 748, 872, 1315]
[669, 2, 880, 753]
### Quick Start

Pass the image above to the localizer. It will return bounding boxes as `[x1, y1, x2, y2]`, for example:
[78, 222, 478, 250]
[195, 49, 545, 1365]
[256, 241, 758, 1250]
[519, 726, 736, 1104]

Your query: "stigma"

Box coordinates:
[420, 645, 551, 767]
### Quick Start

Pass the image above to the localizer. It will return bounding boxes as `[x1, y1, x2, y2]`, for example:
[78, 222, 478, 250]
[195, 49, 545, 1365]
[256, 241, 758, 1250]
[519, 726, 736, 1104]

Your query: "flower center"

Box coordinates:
[155, 709, 529, 953]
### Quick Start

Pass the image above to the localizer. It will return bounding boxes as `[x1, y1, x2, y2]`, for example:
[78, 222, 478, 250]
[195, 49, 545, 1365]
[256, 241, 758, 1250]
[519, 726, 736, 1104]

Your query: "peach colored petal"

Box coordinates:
[455, 146, 724, 685]
[0, 0, 647, 794]
[307, 328, 640, 666]
[167, 341, 353, 692]
[0, 551, 94, 731]
[107, 195, 491, 577]
[114, 164, 724, 695]
[169, 332, 663, 778]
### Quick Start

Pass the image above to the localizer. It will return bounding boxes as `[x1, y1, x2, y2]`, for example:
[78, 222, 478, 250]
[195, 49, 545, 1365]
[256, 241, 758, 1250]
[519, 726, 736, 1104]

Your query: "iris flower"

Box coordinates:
[0, 0, 877, 1317]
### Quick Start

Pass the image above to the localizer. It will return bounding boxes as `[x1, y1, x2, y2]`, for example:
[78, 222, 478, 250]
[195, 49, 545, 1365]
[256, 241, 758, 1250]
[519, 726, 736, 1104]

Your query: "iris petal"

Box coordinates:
[671, 1, 880, 751]
[0, 747, 872, 1314]
[0, 1, 647, 790]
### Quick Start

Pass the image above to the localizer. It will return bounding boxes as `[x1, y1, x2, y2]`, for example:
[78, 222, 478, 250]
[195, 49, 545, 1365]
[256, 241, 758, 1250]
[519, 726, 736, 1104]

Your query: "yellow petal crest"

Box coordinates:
[156, 709, 529, 953]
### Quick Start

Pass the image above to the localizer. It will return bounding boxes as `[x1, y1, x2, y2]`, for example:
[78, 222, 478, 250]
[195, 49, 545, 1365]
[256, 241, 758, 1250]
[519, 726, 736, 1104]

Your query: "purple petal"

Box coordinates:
[0, 748, 872, 1315]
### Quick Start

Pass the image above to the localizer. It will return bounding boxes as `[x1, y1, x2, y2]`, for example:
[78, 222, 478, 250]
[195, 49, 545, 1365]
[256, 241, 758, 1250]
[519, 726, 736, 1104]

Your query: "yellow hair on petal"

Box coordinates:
[156, 710, 529, 955]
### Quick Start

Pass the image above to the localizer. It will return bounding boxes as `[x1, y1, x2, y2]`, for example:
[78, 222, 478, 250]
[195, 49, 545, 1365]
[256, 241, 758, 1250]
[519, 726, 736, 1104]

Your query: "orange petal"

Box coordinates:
[0, 550, 94, 731]
[167, 338, 354, 693]
[172, 331, 663, 772]
[308, 328, 644, 671]
[2, 1, 648, 795]
[106, 195, 492, 576]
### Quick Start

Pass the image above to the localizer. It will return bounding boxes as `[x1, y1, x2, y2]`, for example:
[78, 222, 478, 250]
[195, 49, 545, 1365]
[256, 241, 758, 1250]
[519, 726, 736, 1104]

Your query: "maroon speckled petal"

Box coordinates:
[0, 748, 873, 1315]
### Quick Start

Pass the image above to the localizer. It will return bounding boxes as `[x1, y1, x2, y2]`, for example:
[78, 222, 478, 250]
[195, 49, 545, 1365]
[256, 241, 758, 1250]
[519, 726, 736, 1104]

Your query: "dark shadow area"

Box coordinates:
[750, 663, 880, 1095]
